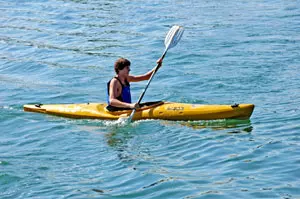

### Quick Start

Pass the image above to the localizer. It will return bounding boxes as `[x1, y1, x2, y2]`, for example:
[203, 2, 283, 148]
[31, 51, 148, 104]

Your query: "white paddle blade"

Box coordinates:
[164, 25, 184, 49]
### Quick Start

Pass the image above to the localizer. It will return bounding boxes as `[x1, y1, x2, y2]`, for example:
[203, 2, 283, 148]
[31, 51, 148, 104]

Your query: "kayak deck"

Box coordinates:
[23, 101, 254, 121]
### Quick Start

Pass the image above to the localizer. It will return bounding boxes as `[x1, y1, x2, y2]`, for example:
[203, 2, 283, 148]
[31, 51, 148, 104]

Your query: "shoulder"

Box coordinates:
[110, 78, 121, 87]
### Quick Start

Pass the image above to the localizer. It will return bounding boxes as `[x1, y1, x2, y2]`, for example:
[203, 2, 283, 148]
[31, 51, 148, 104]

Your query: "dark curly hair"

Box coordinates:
[114, 58, 131, 74]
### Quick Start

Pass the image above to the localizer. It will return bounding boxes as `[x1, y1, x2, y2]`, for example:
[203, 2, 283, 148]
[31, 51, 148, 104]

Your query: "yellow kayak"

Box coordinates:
[23, 101, 254, 121]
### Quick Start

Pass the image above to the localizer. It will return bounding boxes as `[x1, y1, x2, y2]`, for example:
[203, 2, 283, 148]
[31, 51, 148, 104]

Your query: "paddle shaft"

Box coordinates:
[128, 49, 168, 120]
[137, 51, 167, 104]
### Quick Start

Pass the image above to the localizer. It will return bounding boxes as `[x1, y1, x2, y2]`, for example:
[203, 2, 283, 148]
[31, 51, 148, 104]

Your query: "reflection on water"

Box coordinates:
[104, 119, 253, 149]
[105, 126, 134, 148]
[103, 119, 254, 169]
[161, 119, 253, 133]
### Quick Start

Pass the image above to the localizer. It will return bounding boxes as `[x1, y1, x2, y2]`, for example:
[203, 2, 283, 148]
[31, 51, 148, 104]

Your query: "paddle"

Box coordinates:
[125, 25, 184, 123]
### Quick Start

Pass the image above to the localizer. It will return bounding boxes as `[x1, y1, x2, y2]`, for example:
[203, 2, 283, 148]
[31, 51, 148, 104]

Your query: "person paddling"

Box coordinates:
[107, 57, 163, 111]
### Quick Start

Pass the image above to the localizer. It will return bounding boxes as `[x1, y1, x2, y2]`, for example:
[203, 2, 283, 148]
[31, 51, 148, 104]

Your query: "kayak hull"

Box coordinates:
[23, 102, 254, 121]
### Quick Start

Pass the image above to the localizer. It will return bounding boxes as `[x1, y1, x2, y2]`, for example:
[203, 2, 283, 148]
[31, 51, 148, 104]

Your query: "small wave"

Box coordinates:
[0, 105, 14, 110]
[0, 173, 22, 185]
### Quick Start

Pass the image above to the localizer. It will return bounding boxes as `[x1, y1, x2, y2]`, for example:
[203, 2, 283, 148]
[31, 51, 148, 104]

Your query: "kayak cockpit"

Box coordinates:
[105, 101, 164, 113]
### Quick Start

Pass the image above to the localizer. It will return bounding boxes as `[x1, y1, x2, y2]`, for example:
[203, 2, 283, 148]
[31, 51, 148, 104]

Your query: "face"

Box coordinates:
[119, 65, 131, 76]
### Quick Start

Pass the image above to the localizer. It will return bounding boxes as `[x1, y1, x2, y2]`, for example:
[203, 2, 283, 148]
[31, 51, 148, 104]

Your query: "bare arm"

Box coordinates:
[128, 58, 163, 82]
[127, 68, 154, 82]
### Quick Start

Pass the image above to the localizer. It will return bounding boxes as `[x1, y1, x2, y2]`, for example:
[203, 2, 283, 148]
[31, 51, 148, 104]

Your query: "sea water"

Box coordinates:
[1, 0, 299, 198]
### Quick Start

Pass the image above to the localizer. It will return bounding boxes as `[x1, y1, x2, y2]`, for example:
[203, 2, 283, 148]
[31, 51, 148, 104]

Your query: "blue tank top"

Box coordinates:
[107, 77, 131, 104]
